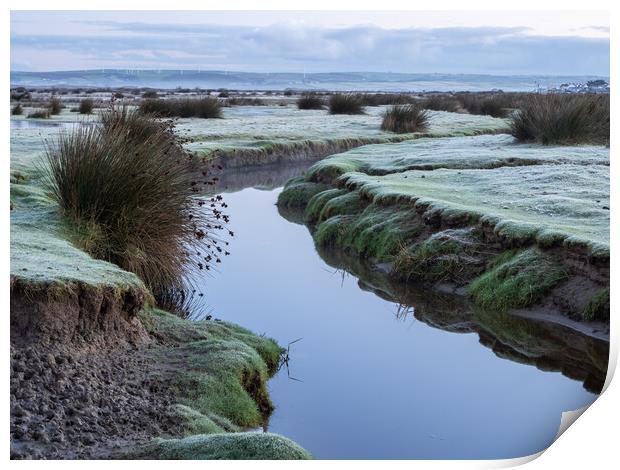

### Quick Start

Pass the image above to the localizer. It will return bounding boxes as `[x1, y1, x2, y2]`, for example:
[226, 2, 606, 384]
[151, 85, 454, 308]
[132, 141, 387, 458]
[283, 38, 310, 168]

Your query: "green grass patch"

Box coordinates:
[581, 288, 610, 322]
[304, 188, 348, 223]
[394, 228, 484, 282]
[141, 309, 282, 430]
[469, 248, 567, 311]
[276, 177, 331, 209]
[310, 201, 425, 261]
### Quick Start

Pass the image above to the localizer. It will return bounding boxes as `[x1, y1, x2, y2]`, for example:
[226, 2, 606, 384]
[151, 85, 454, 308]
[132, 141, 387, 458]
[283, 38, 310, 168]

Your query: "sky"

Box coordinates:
[10, 11, 610, 75]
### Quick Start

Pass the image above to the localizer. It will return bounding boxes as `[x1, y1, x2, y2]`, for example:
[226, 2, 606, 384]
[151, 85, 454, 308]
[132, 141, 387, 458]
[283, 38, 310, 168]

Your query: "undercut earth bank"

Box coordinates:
[10, 284, 311, 460]
[277, 134, 610, 335]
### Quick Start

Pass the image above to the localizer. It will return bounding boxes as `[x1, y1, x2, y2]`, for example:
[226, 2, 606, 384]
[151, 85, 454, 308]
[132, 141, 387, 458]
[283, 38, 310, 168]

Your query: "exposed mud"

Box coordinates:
[9, 283, 185, 460]
[10, 343, 183, 459]
[10, 279, 149, 350]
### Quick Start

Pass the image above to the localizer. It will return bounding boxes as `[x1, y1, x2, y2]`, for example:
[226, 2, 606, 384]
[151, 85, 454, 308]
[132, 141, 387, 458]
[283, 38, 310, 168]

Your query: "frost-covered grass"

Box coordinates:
[340, 163, 609, 253]
[137, 310, 313, 460]
[11, 109, 144, 295]
[11, 169, 145, 295]
[393, 228, 485, 283]
[313, 203, 425, 261]
[142, 432, 311, 460]
[10, 105, 308, 459]
[181, 106, 510, 160]
[307, 134, 609, 182]
[278, 132, 609, 316]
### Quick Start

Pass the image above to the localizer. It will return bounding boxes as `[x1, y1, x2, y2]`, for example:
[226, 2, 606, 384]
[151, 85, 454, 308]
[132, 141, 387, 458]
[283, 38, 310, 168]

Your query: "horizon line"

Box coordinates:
[10, 69, 610, 78]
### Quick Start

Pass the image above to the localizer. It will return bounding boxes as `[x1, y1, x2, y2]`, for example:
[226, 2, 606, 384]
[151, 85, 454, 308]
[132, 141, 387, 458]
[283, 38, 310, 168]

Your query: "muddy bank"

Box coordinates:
[10, 279, 149, 350]
[278, 178, 609, 327]
[10, 284, 310, 460]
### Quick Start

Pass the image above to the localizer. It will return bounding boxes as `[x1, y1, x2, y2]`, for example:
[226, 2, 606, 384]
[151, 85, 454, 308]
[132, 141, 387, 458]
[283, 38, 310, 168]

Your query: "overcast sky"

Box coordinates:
[10, 11, 610, 75]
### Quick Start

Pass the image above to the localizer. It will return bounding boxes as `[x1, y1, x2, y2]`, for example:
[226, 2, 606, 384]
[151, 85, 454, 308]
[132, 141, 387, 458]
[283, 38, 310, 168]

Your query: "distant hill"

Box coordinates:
[10, 69, 609, 92]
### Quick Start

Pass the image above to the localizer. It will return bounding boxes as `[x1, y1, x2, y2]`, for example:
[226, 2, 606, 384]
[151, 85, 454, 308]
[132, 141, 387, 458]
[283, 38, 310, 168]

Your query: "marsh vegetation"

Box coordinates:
[511, 93, 609, 145]
[329, 94, 365, 115]
[78, 98, 94, 114]
[297, 93, 325, 110]
[43, 106, 229, 302]
[139, 97, 223, 118]
[381, 104, 430, 133]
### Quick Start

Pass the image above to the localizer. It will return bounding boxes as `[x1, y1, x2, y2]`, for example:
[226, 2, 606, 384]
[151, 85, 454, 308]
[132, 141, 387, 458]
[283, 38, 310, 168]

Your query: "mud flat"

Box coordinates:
[9, 115, 310, 460]
[278, 133, 610, 333]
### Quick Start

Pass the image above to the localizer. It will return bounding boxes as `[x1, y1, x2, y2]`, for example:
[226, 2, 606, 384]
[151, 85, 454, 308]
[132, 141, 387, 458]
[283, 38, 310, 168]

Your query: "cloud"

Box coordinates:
[10, 20, 609, 75]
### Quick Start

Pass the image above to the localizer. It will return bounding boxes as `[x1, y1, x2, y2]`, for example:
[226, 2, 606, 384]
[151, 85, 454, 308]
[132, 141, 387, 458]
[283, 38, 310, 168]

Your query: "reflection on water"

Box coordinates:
[195, 160, 318, 195]
[313, 248, 608, 395]
[10, 120, 81, 129]
[192, 170, 607, 459]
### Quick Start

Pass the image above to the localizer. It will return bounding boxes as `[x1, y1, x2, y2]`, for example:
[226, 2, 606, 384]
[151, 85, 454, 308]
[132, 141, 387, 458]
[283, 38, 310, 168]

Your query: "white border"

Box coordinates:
[3, 1, 616, 468]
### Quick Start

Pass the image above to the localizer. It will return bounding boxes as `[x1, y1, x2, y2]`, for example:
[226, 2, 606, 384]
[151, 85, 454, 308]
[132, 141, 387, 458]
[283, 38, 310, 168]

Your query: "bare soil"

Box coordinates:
[10, 284, 184, 460]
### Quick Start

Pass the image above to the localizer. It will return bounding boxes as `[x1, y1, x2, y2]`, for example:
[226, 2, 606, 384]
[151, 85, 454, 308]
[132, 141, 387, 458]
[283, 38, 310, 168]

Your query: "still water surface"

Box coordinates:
[196, 185, 602, 460]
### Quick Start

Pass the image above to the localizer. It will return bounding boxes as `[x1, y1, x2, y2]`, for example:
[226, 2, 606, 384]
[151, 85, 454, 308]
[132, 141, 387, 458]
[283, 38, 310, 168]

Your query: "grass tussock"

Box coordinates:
[422, 95, 460, 112]
[457, 93, 512, 118]
[381, 104, 430, 133]
[43, 106, 229, 298]
[11, 104, 23, 116]
[78, 98, 94, 115]
[296, 94, 325, 110]
[139, 97, 222, 119]
[48, 97, 63, 115]
[511, 93, 609, 145]
[329, 94, 365, 115]
[27, 109, 50, 119]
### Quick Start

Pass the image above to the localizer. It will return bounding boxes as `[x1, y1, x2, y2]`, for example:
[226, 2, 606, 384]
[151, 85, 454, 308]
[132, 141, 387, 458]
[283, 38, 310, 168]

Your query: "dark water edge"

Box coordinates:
[192, 166, 607, 459]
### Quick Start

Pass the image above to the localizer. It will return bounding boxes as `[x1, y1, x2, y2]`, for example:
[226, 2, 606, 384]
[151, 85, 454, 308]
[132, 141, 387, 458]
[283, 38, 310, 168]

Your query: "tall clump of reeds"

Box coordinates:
[48, 97, 63, 115]
[139, 97, 222, 118]
[43, 106, 229, 304]
[511, 93, 609, 145]
[422, 95, 460, 112]
[297, 94, 325, 110]
[328, 94, 365, 115]
[78, 98, 94, 114]
[457, 93, 512, 118]
[381, 104, 430, 133]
